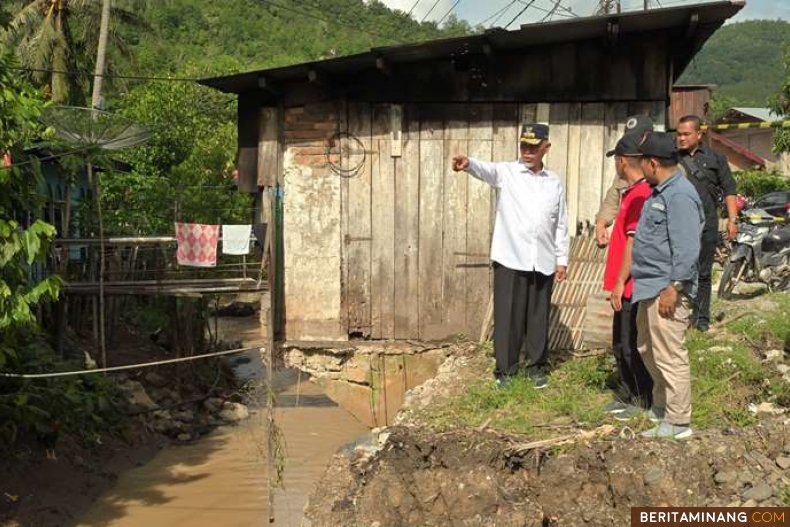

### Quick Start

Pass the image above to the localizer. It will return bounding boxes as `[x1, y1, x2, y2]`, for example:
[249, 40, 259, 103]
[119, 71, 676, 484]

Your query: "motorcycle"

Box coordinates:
[718, 208, 790, 299]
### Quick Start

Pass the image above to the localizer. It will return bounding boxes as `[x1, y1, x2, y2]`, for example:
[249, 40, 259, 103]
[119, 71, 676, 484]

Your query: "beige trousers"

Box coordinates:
[636, 295, 693, 425]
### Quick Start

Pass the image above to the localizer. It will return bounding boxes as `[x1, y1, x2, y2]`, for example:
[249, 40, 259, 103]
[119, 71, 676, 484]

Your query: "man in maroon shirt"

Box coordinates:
[602, 132, 654, 420]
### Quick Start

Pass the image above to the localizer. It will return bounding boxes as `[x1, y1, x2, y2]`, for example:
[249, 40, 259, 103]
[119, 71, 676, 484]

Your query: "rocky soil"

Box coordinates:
[306, 292, 790, 526]
[305, 421, 790, 526]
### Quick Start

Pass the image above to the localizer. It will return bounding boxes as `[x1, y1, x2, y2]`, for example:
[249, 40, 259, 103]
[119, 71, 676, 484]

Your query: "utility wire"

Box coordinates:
[8, 66, 200, 83]
[0, 344, 266, 378]
[420, 0, 444, 22]
[406, 0, 422, 16]
[437, 0, 463, 25]
[538, 0, 577, 18]
[0, 146, 99, 171]
[540, 0, 563, 22]
[505, 0, 538, 28]
[481, 0, 519, 27]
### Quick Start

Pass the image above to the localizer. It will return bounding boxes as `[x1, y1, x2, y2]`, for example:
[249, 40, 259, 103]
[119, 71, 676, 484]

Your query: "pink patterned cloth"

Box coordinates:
[175, 223, 219, 267]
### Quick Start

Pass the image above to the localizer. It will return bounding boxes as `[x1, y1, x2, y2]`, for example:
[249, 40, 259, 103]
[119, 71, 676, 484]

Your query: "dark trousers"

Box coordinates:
[612, 299, 653, 408]
[493, 262, 554, 377]
[695, 227, 719, 328]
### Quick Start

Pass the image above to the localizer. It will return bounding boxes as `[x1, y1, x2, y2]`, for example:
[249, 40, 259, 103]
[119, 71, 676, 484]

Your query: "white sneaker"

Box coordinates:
[641, 421, 692, 439]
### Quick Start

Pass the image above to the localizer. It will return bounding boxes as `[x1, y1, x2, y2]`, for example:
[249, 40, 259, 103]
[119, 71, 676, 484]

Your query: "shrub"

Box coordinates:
[734, 169, 790, 198]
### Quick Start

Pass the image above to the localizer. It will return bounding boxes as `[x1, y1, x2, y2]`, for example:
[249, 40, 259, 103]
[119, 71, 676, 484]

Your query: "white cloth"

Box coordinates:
[222, 224, 252, 255]
[465, 158, 569, 275]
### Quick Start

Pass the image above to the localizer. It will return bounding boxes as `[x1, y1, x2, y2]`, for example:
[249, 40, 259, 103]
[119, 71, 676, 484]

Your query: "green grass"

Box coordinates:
[425, 355, 612, 438]
[727, 294, 790, 348]
[420, 294, 790, 439]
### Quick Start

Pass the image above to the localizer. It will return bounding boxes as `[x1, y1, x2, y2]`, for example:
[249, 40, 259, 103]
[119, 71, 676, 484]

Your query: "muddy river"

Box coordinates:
[77, 316, 369, 526]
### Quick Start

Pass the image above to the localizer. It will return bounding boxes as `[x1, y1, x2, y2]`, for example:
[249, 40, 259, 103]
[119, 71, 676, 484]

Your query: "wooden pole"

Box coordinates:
[94, 162, 107, 369]
[265, 187, 277, 523]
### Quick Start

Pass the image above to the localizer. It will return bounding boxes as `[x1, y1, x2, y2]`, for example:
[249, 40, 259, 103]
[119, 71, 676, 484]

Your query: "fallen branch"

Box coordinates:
[503, 435, 576, 456]
[571, 348, 608, 358]
[711, 311, 748, 330]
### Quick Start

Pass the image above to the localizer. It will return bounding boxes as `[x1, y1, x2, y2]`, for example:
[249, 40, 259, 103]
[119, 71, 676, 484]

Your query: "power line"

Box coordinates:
[437, 0, 463, 25]
[0, 146, 99, 172]
[540, 0, 563, 21]
[0, 344, 266, 379]
[420, 0, 444, 22]
[480, 0, 519, 27]
[542, 0, 577, 18]
[407, 0, 422, 16]
[505, 0, 538, 28]
[8, 66, 200, 83]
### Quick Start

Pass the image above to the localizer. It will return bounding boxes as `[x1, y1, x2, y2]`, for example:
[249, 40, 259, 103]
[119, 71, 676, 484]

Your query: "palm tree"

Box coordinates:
[3, 0, 147, 104]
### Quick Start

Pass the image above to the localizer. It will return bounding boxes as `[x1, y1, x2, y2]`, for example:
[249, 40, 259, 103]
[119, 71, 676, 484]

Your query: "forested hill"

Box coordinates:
[679, 20, 790, 107]
[126, 0, 474, 78]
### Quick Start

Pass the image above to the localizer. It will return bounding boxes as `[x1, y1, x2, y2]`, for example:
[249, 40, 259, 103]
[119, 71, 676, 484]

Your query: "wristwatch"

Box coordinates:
[671, 281, 685, 293]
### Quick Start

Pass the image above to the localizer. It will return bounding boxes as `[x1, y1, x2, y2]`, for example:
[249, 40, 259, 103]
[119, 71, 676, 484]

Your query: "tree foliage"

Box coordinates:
[123, 0, 474, 79]
[680, 20, 790, 107]
[106, 62, 251, 235]
[734, 169, 790, 198]
[2, 0, 147, 104]
[0, 52, 60, 343]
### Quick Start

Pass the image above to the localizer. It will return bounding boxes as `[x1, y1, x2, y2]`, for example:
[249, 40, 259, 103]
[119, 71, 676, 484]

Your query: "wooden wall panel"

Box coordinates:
[547, 103, 570, 187]
[393, 105, 421, 339]
[466, 104, 493, 336]
[577, 103, 606, 229]
[346, 102, 373, 336]
[466, 107, 493, 336]
[443, 104, 469, 336]
[257, 107, 280, 187]
[371, 105, 396, 339]
[565, 103, 583, 235]
[237, 93, 260, 193]
[602, 102, 628, 198]
[418, 106, 445, 340]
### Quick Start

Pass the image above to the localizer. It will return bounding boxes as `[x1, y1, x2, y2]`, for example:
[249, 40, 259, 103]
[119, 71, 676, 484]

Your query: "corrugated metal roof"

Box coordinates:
[199, 1, 744, 94]
[731, 108, 782, 122]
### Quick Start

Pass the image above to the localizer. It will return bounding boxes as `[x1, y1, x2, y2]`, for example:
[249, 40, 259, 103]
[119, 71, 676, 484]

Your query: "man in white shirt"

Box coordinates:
[452, 123, 570, 388]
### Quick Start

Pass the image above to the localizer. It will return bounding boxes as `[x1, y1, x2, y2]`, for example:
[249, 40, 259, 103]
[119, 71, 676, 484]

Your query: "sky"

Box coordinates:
[376, 0, 790, 27]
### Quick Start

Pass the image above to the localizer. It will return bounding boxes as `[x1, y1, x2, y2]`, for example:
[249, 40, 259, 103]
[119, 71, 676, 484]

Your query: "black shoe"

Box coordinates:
[495, 375, 511, 389]
[695, 323, 710, 333]
[527, 370, 548, 389]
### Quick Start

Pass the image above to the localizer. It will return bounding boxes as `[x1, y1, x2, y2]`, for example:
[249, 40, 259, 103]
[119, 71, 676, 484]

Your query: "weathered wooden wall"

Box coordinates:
[276, 100, 665, 343]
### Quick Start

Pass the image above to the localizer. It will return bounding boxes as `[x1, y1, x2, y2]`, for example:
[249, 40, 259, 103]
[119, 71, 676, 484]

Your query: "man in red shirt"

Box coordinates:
[602, 132, 654, 420]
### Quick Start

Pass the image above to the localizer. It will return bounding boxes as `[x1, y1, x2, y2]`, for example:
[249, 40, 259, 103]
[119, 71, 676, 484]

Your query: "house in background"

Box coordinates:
[201, 1, 743, 343]
[715, 107, 786, 172]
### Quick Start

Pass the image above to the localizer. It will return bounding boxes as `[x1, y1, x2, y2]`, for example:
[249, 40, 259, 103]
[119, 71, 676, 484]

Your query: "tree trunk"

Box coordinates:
[91, 0, 112, 110]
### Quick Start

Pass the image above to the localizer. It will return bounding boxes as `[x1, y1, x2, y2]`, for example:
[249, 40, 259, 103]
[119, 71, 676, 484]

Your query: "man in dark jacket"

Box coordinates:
[676, 115, 738, 332]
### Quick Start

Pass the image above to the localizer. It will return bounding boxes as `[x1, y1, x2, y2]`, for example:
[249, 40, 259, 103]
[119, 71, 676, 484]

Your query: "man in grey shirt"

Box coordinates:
[631, 132, 704, 440]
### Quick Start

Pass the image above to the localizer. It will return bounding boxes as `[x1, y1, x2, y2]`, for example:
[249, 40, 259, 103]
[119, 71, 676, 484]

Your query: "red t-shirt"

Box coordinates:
[603, 179, 652, 299]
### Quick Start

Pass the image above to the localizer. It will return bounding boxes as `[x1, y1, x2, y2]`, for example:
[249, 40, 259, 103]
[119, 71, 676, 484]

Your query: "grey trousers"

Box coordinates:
[493, 262, 554, 377]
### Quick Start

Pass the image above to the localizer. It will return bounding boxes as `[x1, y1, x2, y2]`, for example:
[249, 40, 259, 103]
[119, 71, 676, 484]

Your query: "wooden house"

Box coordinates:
[201, 1, 743, 343]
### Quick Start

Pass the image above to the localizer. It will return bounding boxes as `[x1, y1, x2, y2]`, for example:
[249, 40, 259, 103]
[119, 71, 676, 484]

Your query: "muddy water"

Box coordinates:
[78, 316, 369, 527]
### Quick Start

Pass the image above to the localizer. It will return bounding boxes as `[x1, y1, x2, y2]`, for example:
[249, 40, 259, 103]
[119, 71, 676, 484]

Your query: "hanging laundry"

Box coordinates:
[175, 222, 219, 267]
[222, 224, 252, 255]
[253, 223, 268, 259]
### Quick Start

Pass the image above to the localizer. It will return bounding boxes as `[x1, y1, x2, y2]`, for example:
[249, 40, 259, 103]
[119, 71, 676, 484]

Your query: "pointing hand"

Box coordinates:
[452, 155, 469, 172]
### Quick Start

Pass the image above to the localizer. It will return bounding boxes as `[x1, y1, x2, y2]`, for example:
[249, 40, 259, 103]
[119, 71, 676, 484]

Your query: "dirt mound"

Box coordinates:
[305, 424, 790, 526]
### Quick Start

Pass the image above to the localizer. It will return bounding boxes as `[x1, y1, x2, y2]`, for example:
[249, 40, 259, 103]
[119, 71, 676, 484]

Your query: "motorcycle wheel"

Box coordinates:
[718, 260, 746, 300]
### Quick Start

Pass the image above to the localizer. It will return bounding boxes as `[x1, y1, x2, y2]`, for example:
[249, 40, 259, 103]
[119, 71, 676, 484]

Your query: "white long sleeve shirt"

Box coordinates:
[466, 157, 570, 276]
